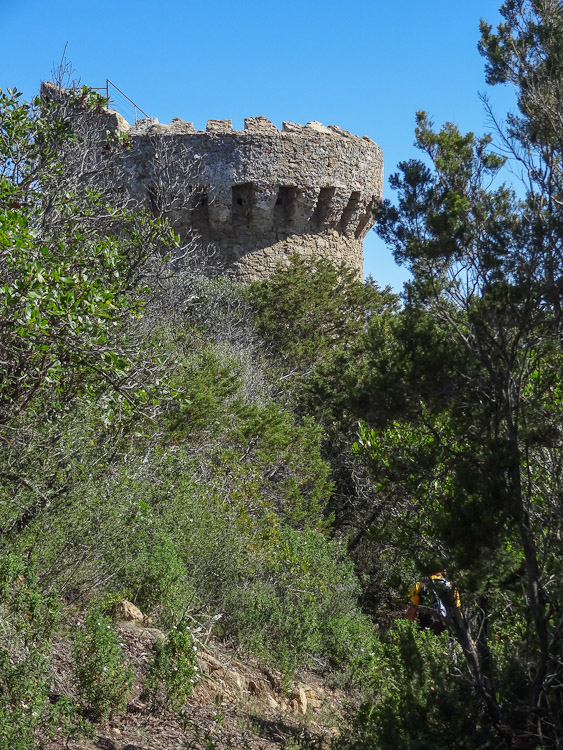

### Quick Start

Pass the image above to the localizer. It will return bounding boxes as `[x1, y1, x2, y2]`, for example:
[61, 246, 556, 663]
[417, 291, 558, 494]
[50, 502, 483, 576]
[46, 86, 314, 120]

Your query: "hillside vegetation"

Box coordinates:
[1, 2, 563, 748]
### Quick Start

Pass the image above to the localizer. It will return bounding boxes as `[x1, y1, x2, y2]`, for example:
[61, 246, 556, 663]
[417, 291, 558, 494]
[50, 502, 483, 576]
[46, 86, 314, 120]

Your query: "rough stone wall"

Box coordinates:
[41, 82, 383, 280]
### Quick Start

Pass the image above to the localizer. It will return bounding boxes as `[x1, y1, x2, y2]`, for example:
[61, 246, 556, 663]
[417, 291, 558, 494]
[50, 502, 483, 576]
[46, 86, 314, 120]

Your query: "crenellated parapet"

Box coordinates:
[41, 82, 383, 280]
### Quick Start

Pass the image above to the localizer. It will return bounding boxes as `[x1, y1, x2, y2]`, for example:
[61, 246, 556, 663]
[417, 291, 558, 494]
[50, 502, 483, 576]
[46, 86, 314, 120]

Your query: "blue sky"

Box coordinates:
[1, 0, 516, 291]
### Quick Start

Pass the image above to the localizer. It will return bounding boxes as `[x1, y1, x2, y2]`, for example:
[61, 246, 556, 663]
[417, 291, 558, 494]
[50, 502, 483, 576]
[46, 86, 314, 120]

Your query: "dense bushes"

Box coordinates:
[222, 525, 377, 679]
[17, 423, 370, 678]
[335, 621, 494, 750]
[0, 556, 91, 749]
[1, 295, 374, 687]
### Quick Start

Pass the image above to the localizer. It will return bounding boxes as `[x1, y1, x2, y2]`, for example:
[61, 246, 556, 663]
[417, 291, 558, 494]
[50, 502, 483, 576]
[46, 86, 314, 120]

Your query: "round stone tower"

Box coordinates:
[41, 82, 383, 280]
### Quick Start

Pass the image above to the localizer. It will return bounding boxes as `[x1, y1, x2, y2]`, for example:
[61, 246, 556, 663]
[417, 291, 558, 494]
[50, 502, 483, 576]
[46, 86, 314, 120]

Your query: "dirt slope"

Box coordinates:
[44, 617, 350, 749]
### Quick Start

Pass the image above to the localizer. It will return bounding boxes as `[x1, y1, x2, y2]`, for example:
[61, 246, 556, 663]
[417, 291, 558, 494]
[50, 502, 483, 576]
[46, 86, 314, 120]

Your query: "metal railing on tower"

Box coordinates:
[93, 79, 149, 123]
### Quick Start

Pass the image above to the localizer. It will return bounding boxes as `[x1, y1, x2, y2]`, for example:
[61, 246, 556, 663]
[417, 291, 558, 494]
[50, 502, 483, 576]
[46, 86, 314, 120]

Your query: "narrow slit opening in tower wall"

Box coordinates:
[339, 191, 361, 233]
[274, 186, 297, 229]
[189, 187, 209, 232]
[310, 187, 336, 231]
[232, 183, 253, 227]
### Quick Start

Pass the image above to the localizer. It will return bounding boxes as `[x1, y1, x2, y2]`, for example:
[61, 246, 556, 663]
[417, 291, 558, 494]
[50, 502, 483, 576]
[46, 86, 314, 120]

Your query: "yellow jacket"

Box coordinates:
[408, 572, 461, 609]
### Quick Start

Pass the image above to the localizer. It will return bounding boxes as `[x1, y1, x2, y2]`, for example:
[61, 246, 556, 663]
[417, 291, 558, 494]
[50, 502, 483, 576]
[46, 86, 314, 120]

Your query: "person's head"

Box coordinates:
[420, 558, 448, 578]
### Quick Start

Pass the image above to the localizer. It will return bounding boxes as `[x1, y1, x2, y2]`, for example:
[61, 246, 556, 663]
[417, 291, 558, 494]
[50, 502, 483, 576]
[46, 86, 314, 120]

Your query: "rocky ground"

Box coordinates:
[44, 603, 351, 750]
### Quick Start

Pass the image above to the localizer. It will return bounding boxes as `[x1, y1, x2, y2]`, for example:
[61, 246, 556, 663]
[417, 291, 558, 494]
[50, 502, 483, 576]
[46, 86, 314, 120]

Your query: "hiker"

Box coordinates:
[406, 570, 460, 635]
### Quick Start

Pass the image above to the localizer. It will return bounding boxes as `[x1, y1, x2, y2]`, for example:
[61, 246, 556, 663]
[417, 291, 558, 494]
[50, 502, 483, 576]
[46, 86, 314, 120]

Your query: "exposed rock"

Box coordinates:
[170, 117, 195, 134]
[290, 685, 308, 714]
[248, 679, 260, 694]
[244, 116, 278, 132]
[199, 650, 223, 673]
[128, 116, 160, 135]
[266, 694, 280, 710]
[327, 124, 354, 139]
[113, 599, 151, 625]
[225, 669, 248, 692]
[107, 110, 131, 132]
[282, 121, 304, 133]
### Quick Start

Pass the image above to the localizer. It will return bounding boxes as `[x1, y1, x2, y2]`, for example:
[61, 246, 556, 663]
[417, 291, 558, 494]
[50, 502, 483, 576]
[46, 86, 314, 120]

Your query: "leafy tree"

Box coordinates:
[0, 86, 179, 424]
[355, 1, 563, 746]
[0, 86, 179, 535]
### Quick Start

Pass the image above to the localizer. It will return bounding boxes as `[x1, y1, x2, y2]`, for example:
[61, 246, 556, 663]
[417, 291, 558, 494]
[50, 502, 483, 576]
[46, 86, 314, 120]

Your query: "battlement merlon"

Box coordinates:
[40, 81, 384, 279]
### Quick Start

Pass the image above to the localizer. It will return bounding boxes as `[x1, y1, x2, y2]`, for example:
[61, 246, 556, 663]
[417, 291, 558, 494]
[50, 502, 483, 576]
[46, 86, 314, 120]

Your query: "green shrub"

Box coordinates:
[0, 555, 60, 645]
[144, 620, 199, 711]
[222, 527, 376, 681]
[0, 649, 51, 750]
[0, 555, 89, 749]
[4, 327, 372, 685]
[105, 518, 191, 627]
[335, 620, 495, 750]
[72, 604, 133, 721]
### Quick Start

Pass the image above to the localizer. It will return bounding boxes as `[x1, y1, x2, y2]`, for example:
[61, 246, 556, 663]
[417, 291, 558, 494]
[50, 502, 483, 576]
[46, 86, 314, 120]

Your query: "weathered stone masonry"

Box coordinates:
[42, 82, 384, 280]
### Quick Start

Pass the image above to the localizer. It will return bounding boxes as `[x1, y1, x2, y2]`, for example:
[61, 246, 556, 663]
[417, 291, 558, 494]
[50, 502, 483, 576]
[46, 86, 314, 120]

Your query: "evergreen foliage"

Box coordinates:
[0, 556, 91, 748]
[352, 1, 563, 745]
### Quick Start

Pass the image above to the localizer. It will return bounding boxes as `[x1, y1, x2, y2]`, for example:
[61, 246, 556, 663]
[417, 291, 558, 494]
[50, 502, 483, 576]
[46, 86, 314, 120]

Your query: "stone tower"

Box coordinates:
[41, 82, 383, 280]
